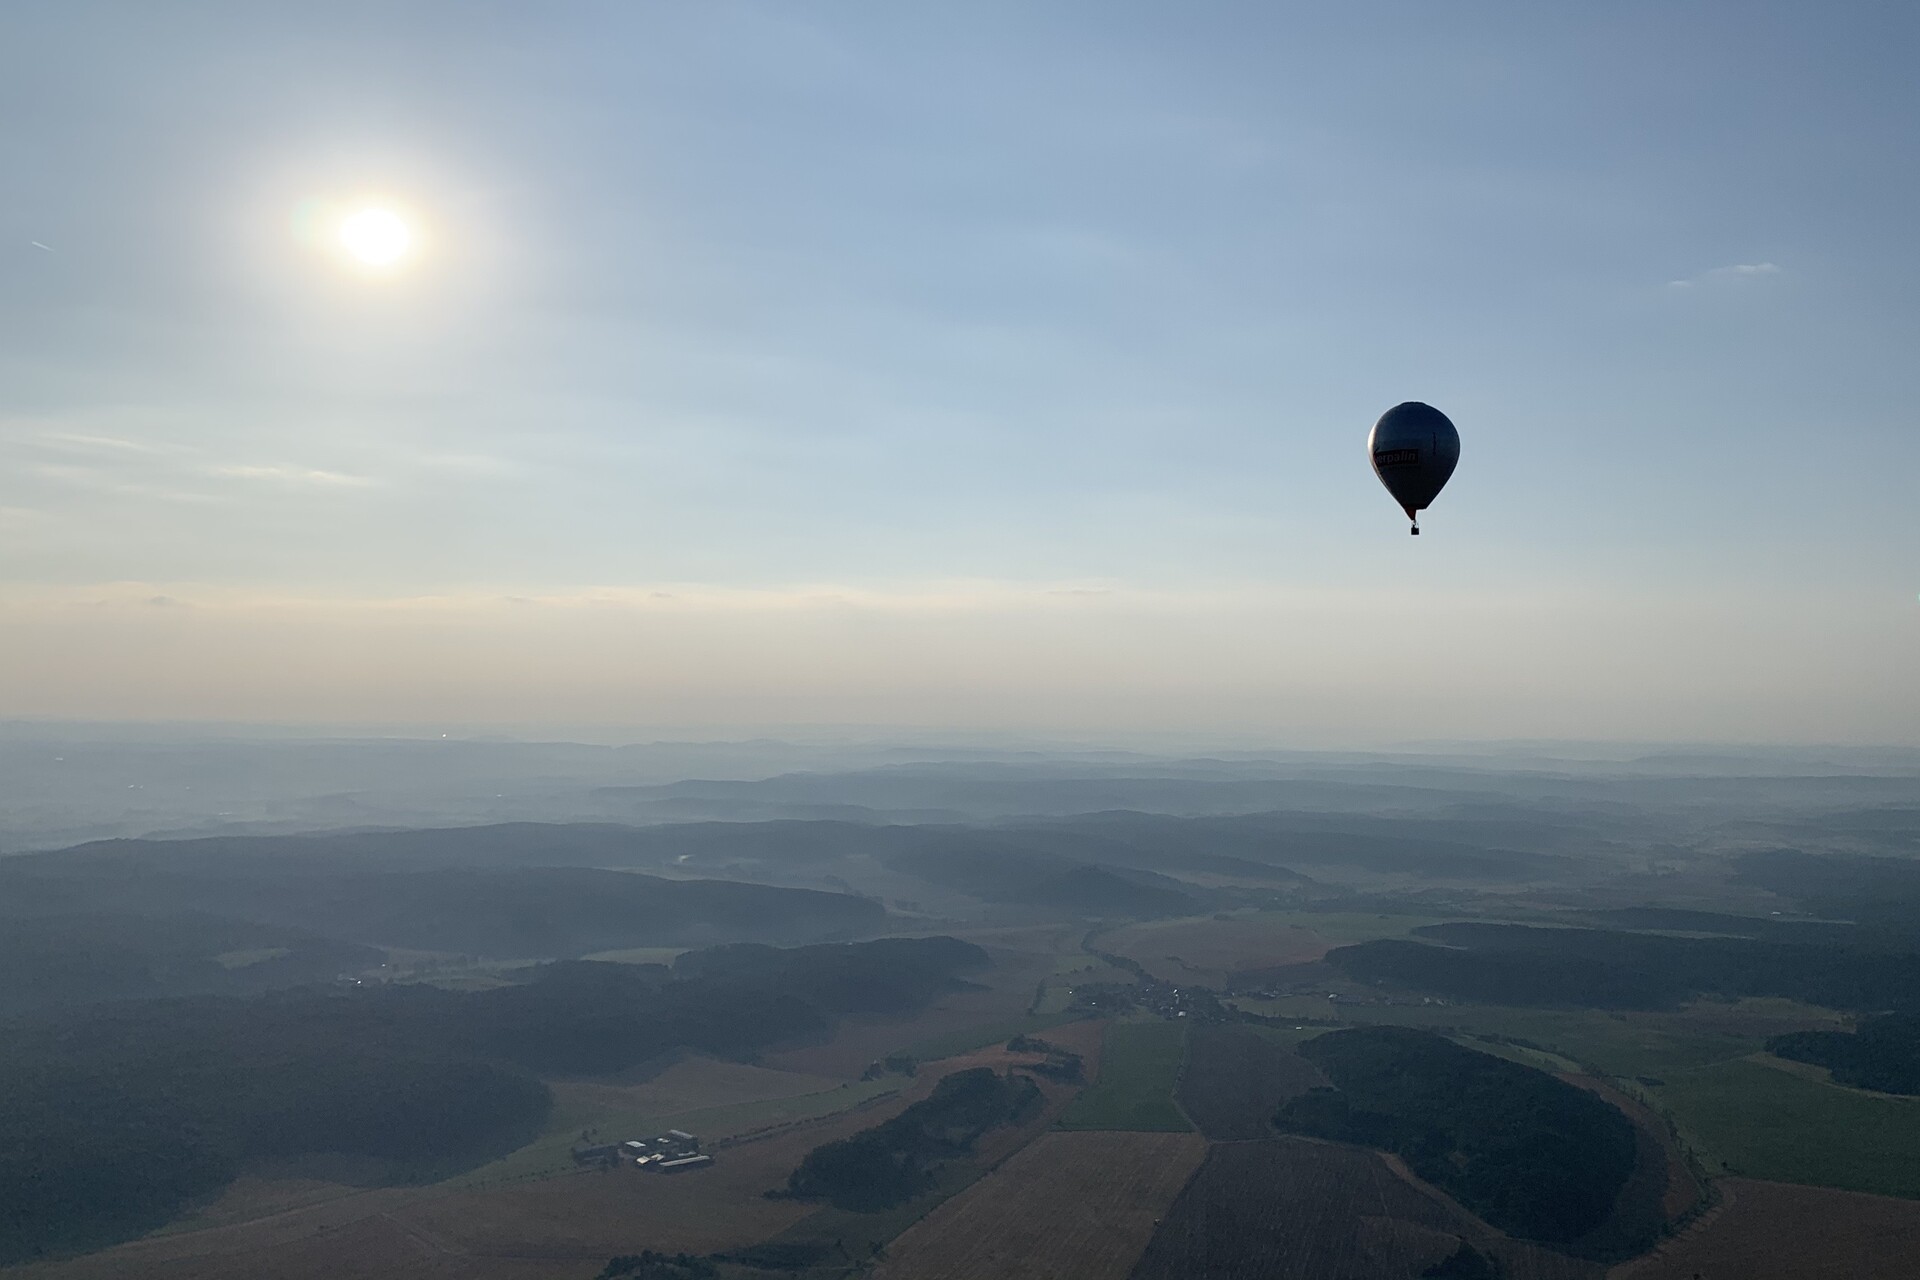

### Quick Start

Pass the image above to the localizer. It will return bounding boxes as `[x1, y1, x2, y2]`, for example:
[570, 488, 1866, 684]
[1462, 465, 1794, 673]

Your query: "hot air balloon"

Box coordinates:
[1368, 401, 1459, 535]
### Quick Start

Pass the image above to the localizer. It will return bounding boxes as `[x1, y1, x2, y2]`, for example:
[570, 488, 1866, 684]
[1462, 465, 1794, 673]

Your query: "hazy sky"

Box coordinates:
[3, 2, 1916, 741]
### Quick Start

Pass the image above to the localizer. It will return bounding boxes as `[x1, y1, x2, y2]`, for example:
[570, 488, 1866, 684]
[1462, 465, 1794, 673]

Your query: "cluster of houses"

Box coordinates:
[572, 1128, 711, 1173]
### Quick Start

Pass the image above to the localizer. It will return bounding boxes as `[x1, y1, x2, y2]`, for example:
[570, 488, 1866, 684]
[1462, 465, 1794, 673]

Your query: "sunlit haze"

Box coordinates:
[3, 2, 1916, 744]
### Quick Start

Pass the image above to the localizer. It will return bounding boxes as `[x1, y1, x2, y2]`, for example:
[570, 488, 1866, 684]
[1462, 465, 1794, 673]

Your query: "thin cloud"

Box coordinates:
[37, 431, 164, 454]
[213, 464, 377, 487]
[1668, 262, 1782, 288]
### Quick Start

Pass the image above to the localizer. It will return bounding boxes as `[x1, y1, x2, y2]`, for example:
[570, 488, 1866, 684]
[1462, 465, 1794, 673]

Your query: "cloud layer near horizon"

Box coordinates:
[5, 580, 1910, 744]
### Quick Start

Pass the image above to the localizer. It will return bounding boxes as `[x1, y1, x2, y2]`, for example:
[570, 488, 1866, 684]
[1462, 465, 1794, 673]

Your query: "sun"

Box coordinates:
[337, 205, 414, 270]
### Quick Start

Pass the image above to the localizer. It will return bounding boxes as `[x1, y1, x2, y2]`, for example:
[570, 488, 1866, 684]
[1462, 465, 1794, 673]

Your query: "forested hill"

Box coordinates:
[1326, 923, 1920, 1012]
[0, 912, 379, 1014]
[1275, 1026, 1638, 1252]
[1769, 1014, 1920, 1094]
[0, 854, 885, 958]
[1735, 848, 1920, 944]
[0, 935, 987, 1262]
[783, 1067, 1042, 1211]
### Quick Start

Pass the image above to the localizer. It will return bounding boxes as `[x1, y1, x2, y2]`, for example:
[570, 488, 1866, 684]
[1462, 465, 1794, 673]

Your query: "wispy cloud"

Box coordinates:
[212, 464, 377, 487]
[1668, 262, 1782, 288]
[36, 431, 165, 454]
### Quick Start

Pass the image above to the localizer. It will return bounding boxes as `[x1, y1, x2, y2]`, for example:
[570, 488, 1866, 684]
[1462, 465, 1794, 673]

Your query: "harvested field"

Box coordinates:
[1612, 1177, 1920, 1280]
[1103, 915, 1332, 986]
[760, 946, 1054, 1079]
[873, 1132, 1206, 1280]
[752, 1027, 1113, 1265]
[1131, 1138, 1605, 1280]
[1177, 1025, 1328, 1140]
[562, 1055, 843, 1120]
[1059, 1021, 1190, 1132]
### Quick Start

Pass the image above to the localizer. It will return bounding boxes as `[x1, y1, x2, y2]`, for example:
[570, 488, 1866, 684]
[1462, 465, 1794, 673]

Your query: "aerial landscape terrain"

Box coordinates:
[4, 733, 1919, 1279]
[7, 3, 1918, 1277]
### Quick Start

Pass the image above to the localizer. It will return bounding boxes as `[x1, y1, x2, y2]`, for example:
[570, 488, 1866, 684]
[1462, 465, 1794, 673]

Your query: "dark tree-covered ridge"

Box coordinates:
[1326, 923, 1920, 1012]
[0, 935, 986, 1262]
[1275, 1027, 1637, 1250]
[1769, 1014, 1920, 1094]
[0, 911, 379, 1014]
[784, 1067, 1041, 1211]
[0, 854, 885, 959]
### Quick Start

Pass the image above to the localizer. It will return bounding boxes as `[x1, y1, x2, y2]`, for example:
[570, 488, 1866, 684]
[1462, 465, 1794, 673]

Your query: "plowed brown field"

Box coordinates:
[1177, 1025, 1328, 1140]
[1610, 1177, 1920, 1280]
[873, 1132, 1207, 1280]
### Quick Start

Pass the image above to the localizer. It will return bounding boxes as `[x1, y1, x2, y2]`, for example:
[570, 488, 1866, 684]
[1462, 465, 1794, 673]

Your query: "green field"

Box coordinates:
[1232, 999, 1920, 1200]
[1232, 999, 1768, 1082]
[1258, 909, 1454, 945]
[1650, 1057, 1920, 1199]
[897, 1013, 1083, 1064]
[579, 945, 686, 966]
[1058, 1020, 1191, 1132]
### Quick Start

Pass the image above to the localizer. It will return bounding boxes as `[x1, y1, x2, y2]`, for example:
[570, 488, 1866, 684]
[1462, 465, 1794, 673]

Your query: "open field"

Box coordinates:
[1650, 1056, 1920, 1198]
[1058, 1021, 1190, 1132]
[1101, 914, 1334, 985]
[578, 946, 685, 966]
[1133, 1137, 1604, 1280]
[756, 1023, 1114, 1266]
[1611, 1177, 1920, 1280]
[872, 1132, 1206, 1280]
[894, 1012, 1084, 1062]
[448, 1075, 902, 1189]
[1176, 1025, 1327, 1140]
[6, 1063, 969, 1280]
[760, 946, 1055, 1078]
[567, 1055, 846, 1116]
[9, 1023, 1117, 1280]
[1228, 997, 1766, 1082]
[1253, 910, 1453, 946]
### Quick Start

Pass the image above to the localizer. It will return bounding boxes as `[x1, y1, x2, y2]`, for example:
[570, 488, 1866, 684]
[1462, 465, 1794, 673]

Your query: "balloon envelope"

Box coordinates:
[1368, 402, 1460, 520]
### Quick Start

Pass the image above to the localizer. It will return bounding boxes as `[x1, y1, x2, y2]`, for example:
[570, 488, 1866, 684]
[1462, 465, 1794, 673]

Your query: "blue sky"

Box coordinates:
[2, 2, 1915, 740]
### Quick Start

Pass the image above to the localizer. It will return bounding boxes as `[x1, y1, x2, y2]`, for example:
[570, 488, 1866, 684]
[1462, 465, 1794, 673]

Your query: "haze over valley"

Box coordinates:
[5, 730, 1920, 1278]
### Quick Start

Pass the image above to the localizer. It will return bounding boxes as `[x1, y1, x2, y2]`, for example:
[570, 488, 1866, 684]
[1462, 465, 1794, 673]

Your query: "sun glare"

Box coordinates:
[337, 206, 414, 270]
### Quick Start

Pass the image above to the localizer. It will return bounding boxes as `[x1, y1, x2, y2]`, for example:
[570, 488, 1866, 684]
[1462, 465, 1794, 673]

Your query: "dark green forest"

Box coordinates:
[1768, 1014, 1920, 1094]
[0, 911, 378, 1014]
[0, 856, 885, 959]
[783, 1067, 1041, 1211]
[1275, 1026, 1637, 1249]
[1735, 848, 1920, 945]
[0, 936, 986, 1262]
[1326, 922, 1920, 1012]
